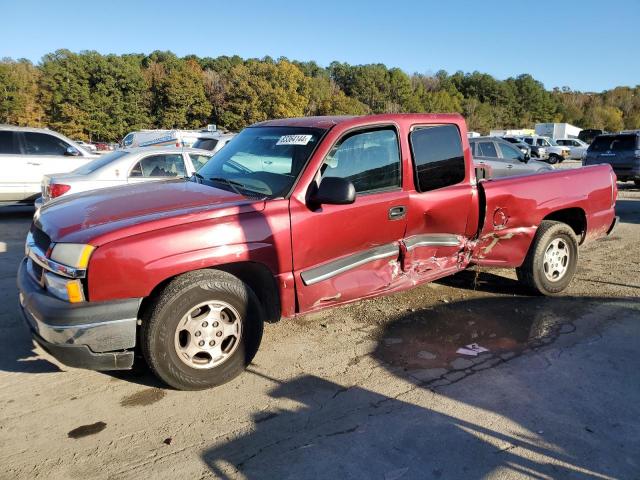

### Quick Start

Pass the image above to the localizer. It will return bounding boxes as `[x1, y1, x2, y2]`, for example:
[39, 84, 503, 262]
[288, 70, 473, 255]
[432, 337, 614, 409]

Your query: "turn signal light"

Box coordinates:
[50, 183, 71, 198]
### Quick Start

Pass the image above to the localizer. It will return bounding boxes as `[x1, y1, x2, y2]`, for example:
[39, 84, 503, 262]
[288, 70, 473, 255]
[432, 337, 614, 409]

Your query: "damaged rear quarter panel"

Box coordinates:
[470, 165, 616, 267]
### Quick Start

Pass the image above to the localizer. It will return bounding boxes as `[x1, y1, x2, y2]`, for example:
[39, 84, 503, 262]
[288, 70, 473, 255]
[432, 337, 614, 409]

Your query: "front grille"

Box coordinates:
[30, 225, 52, 253]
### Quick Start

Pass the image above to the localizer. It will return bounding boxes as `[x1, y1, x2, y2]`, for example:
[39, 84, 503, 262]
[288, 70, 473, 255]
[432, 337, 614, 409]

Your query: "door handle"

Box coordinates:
[263, 160, 273, 165]
[507, 164, 513, 169]
[388, 205, 406, 220]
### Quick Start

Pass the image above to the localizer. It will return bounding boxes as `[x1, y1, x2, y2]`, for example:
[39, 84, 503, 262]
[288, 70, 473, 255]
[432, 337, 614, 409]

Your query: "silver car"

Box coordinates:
[35, 147, 214, 208]
[470, 137, 554, 178]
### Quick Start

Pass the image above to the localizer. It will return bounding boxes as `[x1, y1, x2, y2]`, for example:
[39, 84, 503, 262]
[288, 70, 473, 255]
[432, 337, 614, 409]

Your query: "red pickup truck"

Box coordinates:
[18, 114, 618, 390]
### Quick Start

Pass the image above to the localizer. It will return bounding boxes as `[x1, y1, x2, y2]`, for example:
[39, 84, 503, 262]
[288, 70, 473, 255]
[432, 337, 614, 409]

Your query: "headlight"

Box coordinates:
[50, 243, 95, 269]
[44, 272, 85, 303]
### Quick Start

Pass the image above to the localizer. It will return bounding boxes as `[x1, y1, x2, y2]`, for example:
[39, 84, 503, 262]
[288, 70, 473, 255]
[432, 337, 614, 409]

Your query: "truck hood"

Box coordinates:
[35, 179, 265, 245]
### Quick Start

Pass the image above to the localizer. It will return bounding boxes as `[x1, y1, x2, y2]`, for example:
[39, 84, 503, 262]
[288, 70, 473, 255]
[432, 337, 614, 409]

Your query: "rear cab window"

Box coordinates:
[409, 124, 466, 192]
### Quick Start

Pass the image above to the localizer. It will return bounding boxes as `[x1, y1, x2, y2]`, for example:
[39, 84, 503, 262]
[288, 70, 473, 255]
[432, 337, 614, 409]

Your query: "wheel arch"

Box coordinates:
[138, 261, 282, 325]
[542, 207, 587, 243]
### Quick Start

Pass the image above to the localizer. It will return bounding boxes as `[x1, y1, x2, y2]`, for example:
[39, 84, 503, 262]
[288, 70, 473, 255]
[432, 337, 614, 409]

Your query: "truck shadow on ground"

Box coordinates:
[200, 295, 638, 479]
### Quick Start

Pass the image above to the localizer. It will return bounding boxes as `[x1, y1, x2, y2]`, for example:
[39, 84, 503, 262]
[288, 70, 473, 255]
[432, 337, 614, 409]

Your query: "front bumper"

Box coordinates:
[17, 258, 141, 370]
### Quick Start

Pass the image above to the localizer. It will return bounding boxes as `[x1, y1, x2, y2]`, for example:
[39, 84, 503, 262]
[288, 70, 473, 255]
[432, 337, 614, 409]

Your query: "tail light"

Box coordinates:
[50, 183, 71, 198]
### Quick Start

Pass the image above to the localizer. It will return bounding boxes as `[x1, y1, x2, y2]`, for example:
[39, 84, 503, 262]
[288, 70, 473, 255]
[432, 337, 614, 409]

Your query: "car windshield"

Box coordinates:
[72, 150, 129, 174]
[194, 126, 324, 198]
[546, 138, 559, 146]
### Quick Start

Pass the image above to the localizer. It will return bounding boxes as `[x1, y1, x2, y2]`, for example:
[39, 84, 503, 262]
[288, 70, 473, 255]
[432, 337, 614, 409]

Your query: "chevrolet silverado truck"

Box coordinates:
[18, 114, 619, 390]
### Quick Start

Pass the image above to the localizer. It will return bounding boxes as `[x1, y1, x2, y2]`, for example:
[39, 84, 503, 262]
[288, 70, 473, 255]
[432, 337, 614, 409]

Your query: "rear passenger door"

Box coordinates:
[0, 131, 26, 201]
[128, 153, 187, 184]
[403, 124, 475, 280]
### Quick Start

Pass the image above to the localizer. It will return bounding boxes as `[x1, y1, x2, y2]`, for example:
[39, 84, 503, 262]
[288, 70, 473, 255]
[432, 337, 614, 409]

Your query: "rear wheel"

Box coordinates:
[141, 269, 264, 390]
[516, 221, 578, 296]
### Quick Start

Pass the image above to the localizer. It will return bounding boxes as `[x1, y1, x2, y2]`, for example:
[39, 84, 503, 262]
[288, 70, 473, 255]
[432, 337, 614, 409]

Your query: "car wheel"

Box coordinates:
[547, 154, 560, 165]
[141, 269, 264, 390]
[516, 221, 578, 296]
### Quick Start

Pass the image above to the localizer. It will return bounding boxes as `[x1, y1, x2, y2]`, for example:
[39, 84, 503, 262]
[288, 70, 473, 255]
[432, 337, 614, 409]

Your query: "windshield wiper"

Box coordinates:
[209, 176, 246, 195]
[190, 172, 205, 183]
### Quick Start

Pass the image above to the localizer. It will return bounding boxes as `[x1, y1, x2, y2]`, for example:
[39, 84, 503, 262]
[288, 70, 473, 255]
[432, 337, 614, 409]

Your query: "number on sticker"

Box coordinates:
[276, 135, 313, 146]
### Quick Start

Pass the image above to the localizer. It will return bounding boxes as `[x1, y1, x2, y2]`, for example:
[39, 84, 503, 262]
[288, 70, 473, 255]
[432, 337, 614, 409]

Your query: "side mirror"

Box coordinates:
[311, 177, 356, 205]
[65, 146, 80, 156]
[521, 152, 530, 163]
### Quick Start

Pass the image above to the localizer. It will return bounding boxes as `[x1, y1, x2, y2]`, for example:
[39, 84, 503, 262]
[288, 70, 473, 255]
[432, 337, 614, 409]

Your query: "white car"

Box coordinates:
[555, 138, 589, 160]
[74, 140, 98, 152]
[35, 147, 214, 208]
[0, 125, 96, 204]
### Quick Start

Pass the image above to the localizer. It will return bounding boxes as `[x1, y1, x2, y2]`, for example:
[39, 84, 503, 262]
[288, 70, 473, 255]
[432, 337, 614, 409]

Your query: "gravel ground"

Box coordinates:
[0, 171, 639, 479]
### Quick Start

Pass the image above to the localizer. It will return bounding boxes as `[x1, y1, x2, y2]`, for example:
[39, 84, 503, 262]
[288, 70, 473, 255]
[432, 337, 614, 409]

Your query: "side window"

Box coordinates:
[129, 154, 186, 178]
[321, 128, 400, 194]
[22, 132, 70, 155]
[477, 141, 498, 158]
[0, 131, 20, 154]
[410, 124, 466, 192]
[523, 137, 533, 145]
[189, 153, 212, 170]
[499, 143, 522, 160]
[536, 138, 545, 146]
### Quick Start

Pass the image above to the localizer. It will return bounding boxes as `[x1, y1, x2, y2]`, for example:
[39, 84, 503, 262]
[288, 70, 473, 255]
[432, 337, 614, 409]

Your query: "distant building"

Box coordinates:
[535, 123, 582, 139]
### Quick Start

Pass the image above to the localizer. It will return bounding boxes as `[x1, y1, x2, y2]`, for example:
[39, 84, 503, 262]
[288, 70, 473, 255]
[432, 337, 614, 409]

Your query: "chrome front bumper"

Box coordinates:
[17, 258, 141, 370]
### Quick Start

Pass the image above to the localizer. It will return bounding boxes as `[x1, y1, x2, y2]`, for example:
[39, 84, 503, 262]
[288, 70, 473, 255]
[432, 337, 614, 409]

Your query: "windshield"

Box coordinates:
[546, 138, 559, 146]
[72, 151, 129, 174]
[194, 126, 324, 198]
[193, 138, 219, 151]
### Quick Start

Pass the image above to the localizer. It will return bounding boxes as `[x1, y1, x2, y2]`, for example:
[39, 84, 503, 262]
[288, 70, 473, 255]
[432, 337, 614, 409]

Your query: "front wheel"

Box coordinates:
[516, 221, 579, 296]
[547, 154, 560, 165]
[141, 269, 264, 390]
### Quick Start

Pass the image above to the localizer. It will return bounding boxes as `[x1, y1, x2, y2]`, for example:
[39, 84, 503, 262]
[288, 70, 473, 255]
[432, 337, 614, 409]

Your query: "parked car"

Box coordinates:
[0, 125, 96, 204]
[18, 114, 618, 390]
[501, 136, 532, 155]
[583, 132, 640, 186]
[35, 147, 214, 208]
[555, 138, 589, 160]
[469, 137, 553, 178]
[74, 140, 97, 152]
[579, 129, 606, 144]
[192, 133, 235, 153]
[520, 135, 570, 164]
[94, 142, 116, 152]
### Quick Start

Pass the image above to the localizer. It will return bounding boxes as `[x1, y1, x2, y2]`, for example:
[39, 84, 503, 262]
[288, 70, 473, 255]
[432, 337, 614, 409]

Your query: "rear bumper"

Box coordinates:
[17, 258, 140, 370]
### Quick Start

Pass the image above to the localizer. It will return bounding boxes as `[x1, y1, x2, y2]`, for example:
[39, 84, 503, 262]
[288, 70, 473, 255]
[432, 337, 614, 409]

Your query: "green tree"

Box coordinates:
[0, 58, 44, 125]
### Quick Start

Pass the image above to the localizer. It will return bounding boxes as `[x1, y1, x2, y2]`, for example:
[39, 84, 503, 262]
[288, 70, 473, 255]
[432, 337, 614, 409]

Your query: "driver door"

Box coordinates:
[290, 127, 408, 313]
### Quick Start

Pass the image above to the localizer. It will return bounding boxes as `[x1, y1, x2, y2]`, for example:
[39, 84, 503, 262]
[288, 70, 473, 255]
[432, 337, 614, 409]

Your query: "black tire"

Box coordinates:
[516, 221, 579, 296]
[547, 154, 560, 165]
[141, 269, 264, 390]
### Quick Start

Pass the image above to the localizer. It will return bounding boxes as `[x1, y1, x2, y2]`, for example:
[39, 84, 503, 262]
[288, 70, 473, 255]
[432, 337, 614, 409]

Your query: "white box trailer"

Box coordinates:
[535, 123, 582, 140]
[489, 128, 535, 137]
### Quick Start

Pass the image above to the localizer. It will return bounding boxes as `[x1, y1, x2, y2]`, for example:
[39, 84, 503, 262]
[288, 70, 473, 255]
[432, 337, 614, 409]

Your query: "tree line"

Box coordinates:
[1, 49, 638, 142]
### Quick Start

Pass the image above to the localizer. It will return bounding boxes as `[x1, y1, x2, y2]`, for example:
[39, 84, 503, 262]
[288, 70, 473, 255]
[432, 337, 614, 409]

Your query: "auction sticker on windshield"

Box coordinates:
[276, 134, 313, 145]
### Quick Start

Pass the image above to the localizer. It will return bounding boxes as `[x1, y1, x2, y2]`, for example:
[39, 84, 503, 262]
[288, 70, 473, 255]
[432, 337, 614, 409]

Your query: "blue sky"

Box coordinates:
[1, 0, 638, 92]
